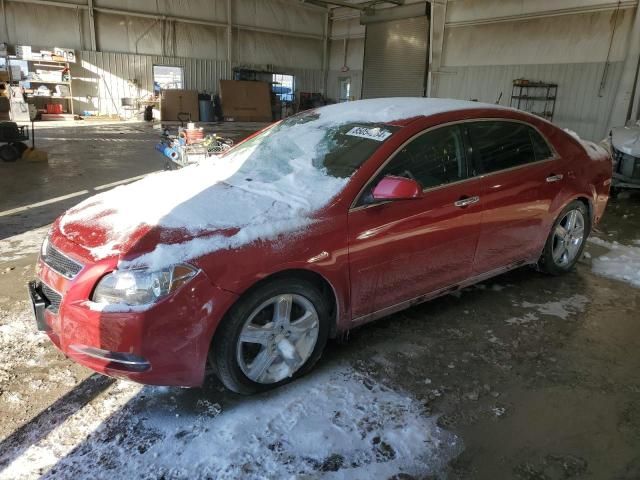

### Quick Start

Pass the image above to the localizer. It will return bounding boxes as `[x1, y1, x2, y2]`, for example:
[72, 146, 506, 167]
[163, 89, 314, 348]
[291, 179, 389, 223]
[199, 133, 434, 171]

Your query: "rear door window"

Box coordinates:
[468, 121, 545, 174]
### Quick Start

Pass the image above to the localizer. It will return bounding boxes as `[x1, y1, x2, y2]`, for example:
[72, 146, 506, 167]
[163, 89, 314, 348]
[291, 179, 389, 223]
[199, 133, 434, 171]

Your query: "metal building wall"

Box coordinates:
[73, 51, 323, 115]
[2, 0, 328, 114]
[326, 1, 638, 140]
[436, 62, 624, 141]
[435, 2, 638, 140]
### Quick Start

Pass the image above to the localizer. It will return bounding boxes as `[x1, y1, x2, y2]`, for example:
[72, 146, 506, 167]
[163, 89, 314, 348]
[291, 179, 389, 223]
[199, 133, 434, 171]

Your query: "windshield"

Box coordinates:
[221, 111, 400, 180]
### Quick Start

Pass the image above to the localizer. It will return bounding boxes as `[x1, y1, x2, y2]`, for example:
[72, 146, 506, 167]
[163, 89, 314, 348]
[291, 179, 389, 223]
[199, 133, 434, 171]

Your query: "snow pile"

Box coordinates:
[519, 294, 589, 320]
[589, 237, 640, 288]
[1, 366, 459, 479]
[513, 294, 589, 321]
[0, 303, 49, 386]
[59, 98, 501, 269]
[0, 226, 49, 262]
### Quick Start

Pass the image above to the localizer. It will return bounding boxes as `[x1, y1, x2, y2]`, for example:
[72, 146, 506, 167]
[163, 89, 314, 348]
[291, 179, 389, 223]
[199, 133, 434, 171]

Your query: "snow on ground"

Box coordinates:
[0, 298, 458, 480]
[0, 226, 49, 262]
[506, 294, 589, 325]
[0, 303, 50, 386]
[0, 361, 459, 480]
[58, 98, 503, 270]
[588, 237, 640, 288]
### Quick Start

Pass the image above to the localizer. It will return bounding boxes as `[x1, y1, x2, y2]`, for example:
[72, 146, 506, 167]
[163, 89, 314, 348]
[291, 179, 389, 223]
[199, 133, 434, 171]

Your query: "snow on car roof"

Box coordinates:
[59, 98, 505, 270]
[300, 97, 505, 125]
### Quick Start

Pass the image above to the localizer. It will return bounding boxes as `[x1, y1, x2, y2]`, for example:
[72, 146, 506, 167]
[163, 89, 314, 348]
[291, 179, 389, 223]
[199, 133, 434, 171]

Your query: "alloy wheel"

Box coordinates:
[236, 293, 320, 384]
[552, 209, 585, 267]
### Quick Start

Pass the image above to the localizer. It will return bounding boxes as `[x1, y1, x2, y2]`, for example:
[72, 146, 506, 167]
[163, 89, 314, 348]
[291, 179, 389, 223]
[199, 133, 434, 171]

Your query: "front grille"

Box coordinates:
[42, 242, 83, 279]
[41, 283, 62, 314]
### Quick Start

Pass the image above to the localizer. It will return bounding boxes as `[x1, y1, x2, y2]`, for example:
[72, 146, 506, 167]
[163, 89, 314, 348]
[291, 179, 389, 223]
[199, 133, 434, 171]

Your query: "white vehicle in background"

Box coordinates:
[608, 120, 640, 195]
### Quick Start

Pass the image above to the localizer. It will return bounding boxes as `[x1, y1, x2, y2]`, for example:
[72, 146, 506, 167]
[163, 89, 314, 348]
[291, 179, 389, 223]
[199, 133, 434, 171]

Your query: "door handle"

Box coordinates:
[454, 196, 480, 208]
[546, 174, 564, 183]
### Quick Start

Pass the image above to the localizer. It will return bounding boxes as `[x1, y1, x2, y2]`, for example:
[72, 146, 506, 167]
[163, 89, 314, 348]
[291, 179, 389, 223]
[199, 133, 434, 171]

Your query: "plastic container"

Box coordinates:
[199, 100, 214, 122]
[46, 104, 63, 114]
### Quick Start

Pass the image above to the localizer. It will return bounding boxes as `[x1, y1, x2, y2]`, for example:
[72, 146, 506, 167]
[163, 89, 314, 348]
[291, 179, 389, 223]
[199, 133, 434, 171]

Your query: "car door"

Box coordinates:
[348, 123, 485, 320]
[466, 120, 563, 276]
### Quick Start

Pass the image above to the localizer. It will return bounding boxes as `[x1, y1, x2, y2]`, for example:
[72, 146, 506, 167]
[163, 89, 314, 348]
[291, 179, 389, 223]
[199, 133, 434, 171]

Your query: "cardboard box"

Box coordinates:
[160, 89, 199, 122]
[0, 71, 9, 82]
[219, 80, 272, 122]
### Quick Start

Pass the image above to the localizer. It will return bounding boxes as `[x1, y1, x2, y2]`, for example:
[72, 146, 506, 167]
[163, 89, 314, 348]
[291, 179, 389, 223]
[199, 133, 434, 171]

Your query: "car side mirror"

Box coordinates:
[371, 175, 423, 201]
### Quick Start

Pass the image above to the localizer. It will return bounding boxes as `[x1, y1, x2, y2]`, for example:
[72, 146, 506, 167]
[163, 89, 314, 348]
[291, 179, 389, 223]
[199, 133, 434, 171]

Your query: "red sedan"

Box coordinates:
[29, 98, 612, 394]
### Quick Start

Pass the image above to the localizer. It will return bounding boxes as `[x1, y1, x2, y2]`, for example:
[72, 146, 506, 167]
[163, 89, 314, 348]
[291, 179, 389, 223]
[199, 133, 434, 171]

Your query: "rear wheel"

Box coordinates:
[538, 200, 590, 275]
[211, 278, 329, 395]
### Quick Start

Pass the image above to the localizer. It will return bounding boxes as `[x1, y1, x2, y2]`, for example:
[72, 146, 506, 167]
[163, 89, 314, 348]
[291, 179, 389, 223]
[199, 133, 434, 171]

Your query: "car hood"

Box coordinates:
[612, 125, 640, 157]
[58, 157, 347, 270]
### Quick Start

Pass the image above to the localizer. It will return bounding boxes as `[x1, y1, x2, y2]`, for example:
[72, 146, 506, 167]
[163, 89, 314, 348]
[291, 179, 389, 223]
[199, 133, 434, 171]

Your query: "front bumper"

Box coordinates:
[33, 255, 238, 387]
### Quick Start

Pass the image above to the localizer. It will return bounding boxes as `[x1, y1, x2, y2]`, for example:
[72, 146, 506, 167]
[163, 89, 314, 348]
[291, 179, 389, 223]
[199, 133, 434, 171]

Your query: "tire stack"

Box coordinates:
[0, 122, 28, 162]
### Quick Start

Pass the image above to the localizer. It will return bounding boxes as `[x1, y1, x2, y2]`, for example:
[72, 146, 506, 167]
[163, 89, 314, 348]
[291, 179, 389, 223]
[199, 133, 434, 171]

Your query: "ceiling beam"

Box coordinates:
[5, 0, 324, 41]
[302, 0, 404, 11]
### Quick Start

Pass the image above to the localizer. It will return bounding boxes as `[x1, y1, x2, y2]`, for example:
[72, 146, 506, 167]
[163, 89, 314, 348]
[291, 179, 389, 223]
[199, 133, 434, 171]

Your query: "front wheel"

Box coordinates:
[211, 278, 330, 395]
[538, 200, 590, 275]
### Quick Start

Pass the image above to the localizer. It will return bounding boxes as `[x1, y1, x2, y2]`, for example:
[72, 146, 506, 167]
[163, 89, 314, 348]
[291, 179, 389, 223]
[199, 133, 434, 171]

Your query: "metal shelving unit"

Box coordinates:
[19, 58, 74, 115]
[2, 49, 74, 116]
[510, 80, 557, 121]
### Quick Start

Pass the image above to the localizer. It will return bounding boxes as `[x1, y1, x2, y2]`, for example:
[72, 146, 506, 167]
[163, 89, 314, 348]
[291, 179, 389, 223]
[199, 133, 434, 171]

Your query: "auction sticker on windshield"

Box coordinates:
[346, 126, 392, 142]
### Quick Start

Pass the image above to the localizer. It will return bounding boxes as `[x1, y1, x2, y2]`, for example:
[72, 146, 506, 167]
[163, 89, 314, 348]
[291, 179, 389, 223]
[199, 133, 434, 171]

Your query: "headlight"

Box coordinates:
[92, 264, 198, 306]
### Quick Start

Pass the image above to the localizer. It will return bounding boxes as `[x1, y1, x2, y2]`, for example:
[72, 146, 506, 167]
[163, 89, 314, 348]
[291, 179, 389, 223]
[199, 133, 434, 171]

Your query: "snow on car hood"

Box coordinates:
[59, 98, 501, 270]
[59, 154, 345, 270]
[611, 124, 640, 157]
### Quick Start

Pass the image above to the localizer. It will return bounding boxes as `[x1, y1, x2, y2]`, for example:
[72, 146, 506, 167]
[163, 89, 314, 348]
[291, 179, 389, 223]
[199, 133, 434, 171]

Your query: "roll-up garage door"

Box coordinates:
[362, 16, 429, 99]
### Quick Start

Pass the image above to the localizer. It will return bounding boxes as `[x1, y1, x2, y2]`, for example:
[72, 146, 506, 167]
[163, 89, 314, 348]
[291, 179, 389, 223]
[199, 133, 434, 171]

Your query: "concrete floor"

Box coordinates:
[0, 121, 639, 479]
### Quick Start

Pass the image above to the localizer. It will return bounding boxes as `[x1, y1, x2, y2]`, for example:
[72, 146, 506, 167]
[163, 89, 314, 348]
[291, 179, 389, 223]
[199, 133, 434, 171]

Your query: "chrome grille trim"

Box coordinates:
[42, 242, 83, 279]
[41, 282, 62, 314]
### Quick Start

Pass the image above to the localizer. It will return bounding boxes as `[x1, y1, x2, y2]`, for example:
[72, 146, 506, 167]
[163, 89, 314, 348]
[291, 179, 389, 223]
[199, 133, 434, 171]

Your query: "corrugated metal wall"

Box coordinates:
[435, 4, 635, 140]
[436, 62, 624, 141]
[73, 51, 324, 115]
[3, 0, 327, 116]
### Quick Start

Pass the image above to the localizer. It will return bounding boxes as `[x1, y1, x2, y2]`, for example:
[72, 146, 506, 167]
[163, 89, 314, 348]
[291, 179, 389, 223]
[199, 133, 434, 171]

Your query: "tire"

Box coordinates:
[10, 142, 28, 157]
[211, 278, 330, 395]
[538, 200, 591, 275]
[0, 144, 19, 162]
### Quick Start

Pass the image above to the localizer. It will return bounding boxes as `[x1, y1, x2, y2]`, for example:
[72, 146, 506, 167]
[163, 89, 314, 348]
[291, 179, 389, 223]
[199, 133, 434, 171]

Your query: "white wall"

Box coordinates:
[326, 0, 639, 140]
[1, 0, 328, 114]
[437, 1, 639, 139]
